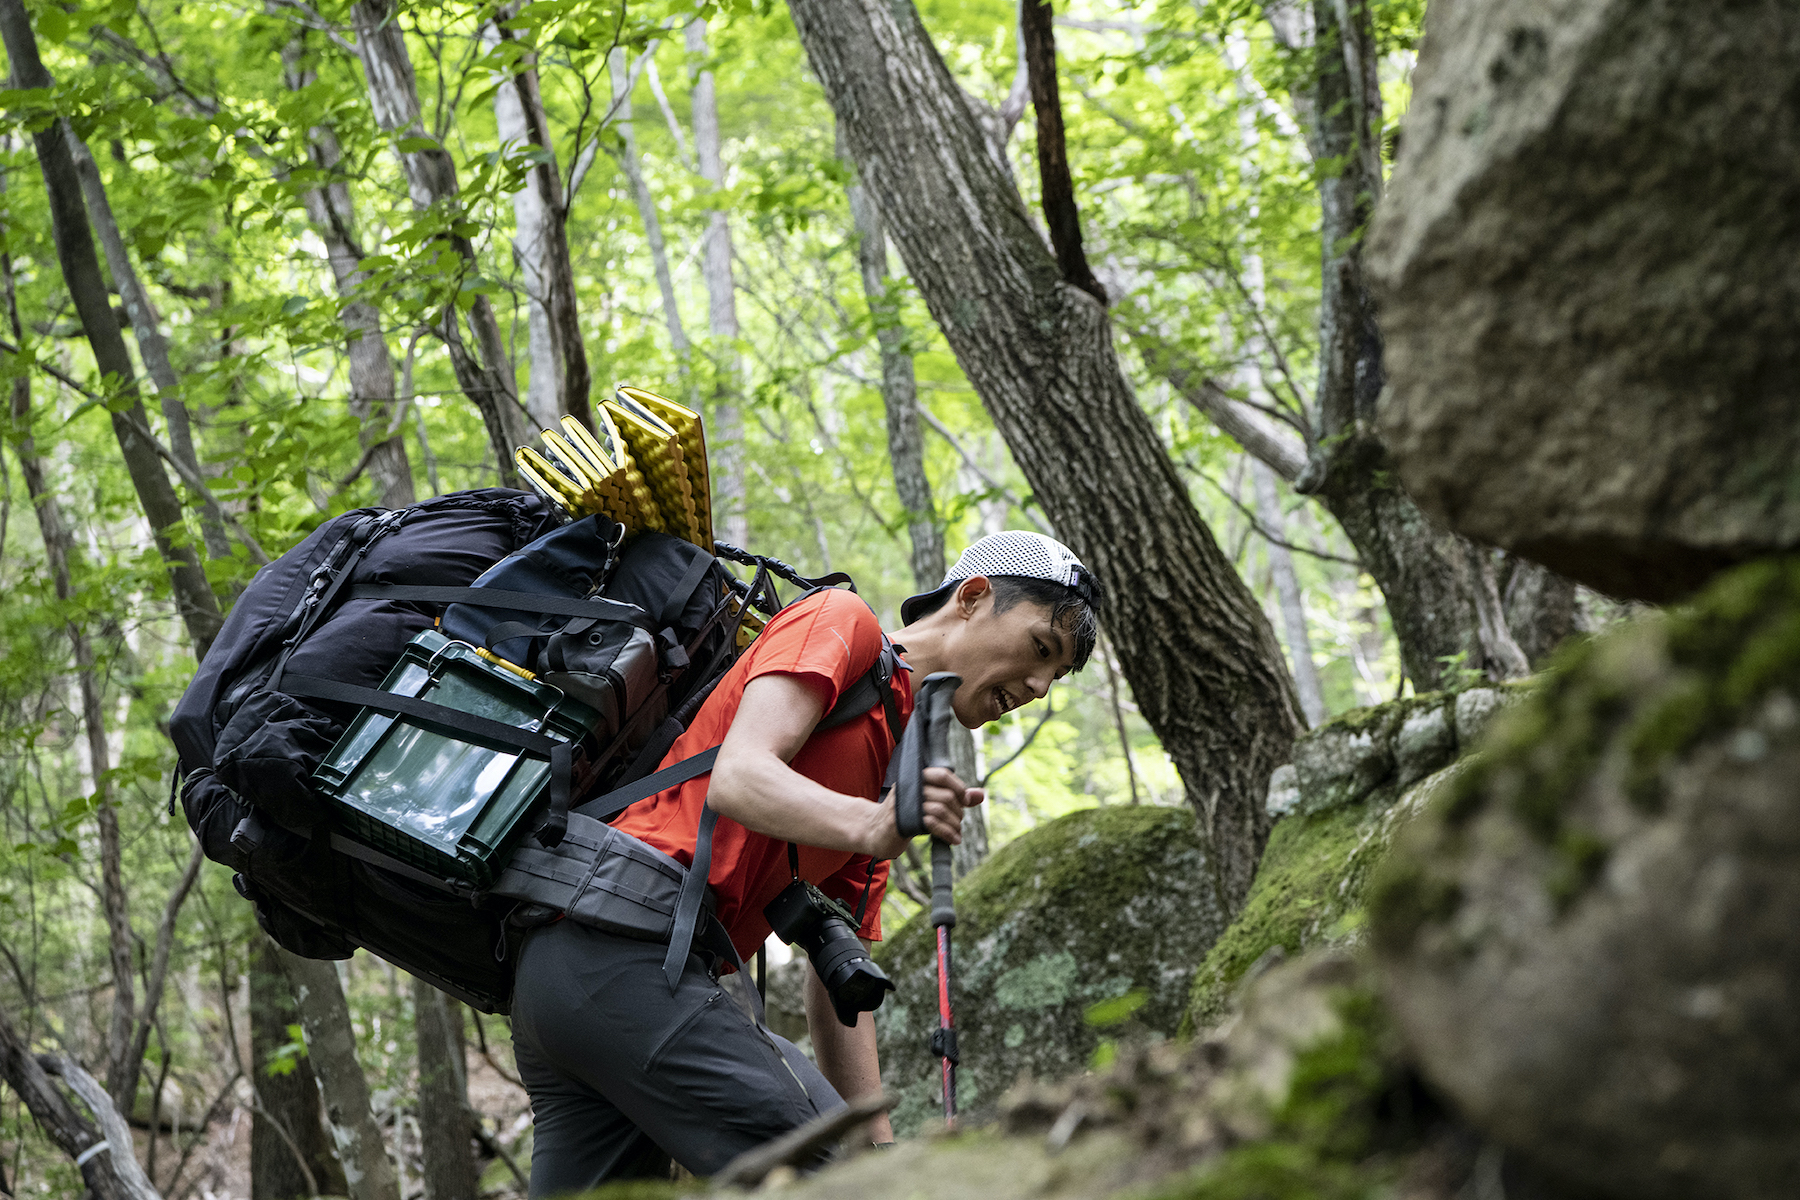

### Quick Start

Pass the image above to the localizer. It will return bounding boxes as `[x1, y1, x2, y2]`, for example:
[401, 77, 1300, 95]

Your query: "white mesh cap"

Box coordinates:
[900, 531, 1093, 624]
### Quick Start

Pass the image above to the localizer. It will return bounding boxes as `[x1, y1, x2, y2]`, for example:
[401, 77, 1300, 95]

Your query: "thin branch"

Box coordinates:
[913, 404, 1052, 535]
[643, 56, 694, 171]
[270, 0, 358, 55]
[980, 696, 1059, 789]
[1188, 460, 1361, 567]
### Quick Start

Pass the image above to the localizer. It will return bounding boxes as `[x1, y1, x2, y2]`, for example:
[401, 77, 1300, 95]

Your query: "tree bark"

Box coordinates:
[412, 979, 476, 1200]
[1502, 558, 1577, 668]
[842, 153, 986, 871]
[610, 49, 692, 369]
[1019, 0, 1104, 303]
[62, 131, 231, 558]
[250, 942, 345, 1200]
[487, 13, 590, 431]
[0, 0, 224, 660]
[0, 1004, 149, 1200]
[283, 41, 415, 510]
[349, 0, 526, 486]
[1253, 459, 1326, 726]
[275, 950, 398, 1200]
[684, 18, 748, 548]
[788, 0, 1302, 909]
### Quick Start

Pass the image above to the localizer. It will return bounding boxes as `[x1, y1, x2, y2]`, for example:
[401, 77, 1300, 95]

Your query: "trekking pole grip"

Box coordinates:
[918, 672, 961, 929]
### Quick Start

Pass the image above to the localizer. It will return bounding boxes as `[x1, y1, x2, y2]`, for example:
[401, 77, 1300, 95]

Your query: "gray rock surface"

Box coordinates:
[1370, 562, 1800, 1198]
[1394, 704, 1455, 787]
[873, 805, 1224, 1137]
[1368, 0, 1800, 602]
[1264, 763, 1300, 818]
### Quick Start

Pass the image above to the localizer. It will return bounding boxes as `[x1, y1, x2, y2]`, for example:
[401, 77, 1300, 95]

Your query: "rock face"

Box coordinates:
[874, 806, 1224, 1137]
[1367, 0, 1800, 602]
[1370, 560, 1800, 1199]
[1185, 690, 1503, 1031]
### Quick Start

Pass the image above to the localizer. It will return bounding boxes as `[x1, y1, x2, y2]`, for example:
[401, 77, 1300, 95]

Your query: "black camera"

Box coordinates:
[763, 880, 895, 1027]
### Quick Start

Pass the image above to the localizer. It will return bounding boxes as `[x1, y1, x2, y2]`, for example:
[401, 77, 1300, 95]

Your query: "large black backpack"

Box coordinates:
[170, 488, 894, 1012]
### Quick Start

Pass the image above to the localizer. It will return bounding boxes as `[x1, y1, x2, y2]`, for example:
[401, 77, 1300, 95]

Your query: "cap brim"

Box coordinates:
[900, 581, 956, 626]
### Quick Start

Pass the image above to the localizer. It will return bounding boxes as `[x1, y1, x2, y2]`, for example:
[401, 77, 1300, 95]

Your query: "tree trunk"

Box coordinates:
[610, 49, 691, 370]
[788, 0, 1302, 909]
[250, 941, 345, 1200]
[0, 1005, 153, 1200]
[349, 0, 526, 486]
[842, 154, 986, 870]
[0, 0, 224, 660]
[684, 19, 748, 548]
[487, 13, 591, 431]
[275, 951, 398, 1200]
[412, 979, 476, 1200]
[1502, 558, 1577, 668]
[282, 43, 415, 510]
[62, 131, 230, 558]
[1253, 459, 1326, 726]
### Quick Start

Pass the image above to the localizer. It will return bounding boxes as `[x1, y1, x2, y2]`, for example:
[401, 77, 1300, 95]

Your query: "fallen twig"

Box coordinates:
[711, 1089, 896, 1190]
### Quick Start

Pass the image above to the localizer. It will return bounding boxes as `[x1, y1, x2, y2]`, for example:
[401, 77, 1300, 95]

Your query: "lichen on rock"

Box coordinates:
[874, 805, 1226, 1136]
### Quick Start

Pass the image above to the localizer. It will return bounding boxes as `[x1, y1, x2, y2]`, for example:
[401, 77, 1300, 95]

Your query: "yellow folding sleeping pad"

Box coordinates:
[515, 384, 763, 646]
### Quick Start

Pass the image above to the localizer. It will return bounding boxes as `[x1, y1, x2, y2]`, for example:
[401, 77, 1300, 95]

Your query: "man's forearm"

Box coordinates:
[804, 960, 894, 1144]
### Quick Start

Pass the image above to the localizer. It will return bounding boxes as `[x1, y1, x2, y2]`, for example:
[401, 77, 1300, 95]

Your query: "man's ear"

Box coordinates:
[955, 575, 991, 618]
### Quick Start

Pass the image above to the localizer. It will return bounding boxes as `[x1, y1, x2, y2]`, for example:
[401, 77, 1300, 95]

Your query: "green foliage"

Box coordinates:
[0, 0, 1419, 1189]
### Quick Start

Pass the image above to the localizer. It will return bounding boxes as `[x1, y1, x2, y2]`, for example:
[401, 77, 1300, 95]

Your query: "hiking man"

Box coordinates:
[508, 531, 1103, 1193]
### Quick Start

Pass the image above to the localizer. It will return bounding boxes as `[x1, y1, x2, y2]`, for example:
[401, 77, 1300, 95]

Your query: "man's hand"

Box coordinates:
[863, 767, 984, 861]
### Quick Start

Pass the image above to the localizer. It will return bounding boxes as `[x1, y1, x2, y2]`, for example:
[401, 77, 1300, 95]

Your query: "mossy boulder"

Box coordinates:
[874, 805, 1226, 1136]
[761, 952, 1532, 1200]
[1371, 558, 1800, 1199]
[1183, 694, 1472, 1034]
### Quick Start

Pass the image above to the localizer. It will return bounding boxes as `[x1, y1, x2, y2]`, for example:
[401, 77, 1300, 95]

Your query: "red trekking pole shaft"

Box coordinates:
[917, 674, 962, 1124]
[931, 842, 957, 1122]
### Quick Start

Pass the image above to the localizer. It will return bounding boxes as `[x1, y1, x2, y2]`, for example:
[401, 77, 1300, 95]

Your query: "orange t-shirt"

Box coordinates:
[610, 588, 911, 961]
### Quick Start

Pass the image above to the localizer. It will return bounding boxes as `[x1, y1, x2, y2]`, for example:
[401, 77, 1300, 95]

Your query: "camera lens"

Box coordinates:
[763, 880, 896, 1027]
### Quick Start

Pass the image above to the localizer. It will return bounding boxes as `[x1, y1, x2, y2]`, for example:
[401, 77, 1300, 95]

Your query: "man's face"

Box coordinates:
[940, 581, 1079, 728]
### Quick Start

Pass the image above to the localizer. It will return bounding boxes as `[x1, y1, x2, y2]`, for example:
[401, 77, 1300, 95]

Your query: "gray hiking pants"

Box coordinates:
[510, 919, 843, 1195]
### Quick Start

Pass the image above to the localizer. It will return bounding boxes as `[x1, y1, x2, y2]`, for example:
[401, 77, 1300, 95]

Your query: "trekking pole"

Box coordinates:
[911, 672, 963, 1125]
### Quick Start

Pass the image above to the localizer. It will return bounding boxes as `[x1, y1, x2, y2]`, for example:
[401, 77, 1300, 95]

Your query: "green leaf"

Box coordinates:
[397, 135, 440, 153]
[1083, 989, 1149, 1028]
[281, 296, 310, 316]
[37, 5, 69, 43]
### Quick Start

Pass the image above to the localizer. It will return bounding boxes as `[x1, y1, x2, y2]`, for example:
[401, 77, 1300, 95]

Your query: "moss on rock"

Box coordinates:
[1182, 759, 1462, 1035]
[1369, 557, 1800, 1199]
[874, 805, 1225, 1136]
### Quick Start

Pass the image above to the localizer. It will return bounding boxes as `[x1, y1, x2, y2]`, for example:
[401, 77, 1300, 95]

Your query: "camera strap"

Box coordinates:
[784, 840, 879, 929]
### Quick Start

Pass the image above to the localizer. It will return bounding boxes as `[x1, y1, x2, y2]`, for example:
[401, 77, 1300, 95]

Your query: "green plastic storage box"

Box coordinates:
[313, 628, 599, 888]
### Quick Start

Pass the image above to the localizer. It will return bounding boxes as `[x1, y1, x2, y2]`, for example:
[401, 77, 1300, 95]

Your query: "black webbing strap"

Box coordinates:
[270, 513, 397, 693]
[572, 745, 721, 824]
[329, 833, 466, 894]
[665, 803, 720, 992]
[347, 584, 652, 628]
[283, 674, 580, 849]
[659, 550, 716, 630]
[282, 675, 562, 756]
